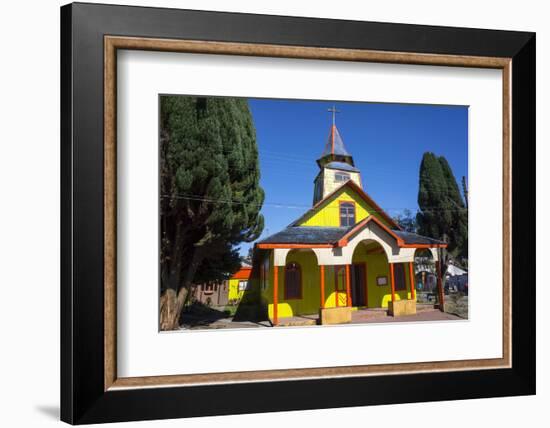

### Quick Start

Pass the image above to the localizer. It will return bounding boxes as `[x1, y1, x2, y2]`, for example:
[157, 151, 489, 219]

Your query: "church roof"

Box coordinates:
[320, 125, 350, 158]
[324, 161, 360, 172]
[257, 226, 350, 245]
[257, 217, 447, 248]
[392, 230, 447, 246]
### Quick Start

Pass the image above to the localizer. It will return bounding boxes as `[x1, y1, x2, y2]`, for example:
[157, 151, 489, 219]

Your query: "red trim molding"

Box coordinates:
[256, 243, 334, 249]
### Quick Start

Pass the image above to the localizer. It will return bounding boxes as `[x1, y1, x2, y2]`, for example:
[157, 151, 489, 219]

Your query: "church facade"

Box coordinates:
[253, 120, 447, 325]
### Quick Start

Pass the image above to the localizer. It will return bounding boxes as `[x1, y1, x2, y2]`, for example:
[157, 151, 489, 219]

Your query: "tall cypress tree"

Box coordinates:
[159, 96, 265, 330]
[417, 152, 467, 260]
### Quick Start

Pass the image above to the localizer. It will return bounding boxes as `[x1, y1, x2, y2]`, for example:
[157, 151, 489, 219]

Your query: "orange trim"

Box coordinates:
[336, 215, 447, 249]
[273, 266, 279, 326]
[230, 267, 252, 280]
[256, 243, 334, 249]
[400, 243, 448, 248]
[331, 124, 335, 155]
[290, 179, 400, 230]
[337, 215, 405, 247]
[338, 200, 356, 227]
[284, 262, 303, 300]
[345, 264, 352, 307]
[409, 262, 416, 300]
[390, 263, 396, 303]
[320, 265, 325, 309]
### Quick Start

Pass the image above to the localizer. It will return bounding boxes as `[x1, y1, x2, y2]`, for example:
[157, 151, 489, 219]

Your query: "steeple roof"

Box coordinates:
[317, 125, 355, 167]
[321, 125, 350, 157]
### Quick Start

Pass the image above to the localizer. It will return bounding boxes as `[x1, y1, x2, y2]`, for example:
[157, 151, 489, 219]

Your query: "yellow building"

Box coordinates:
[228, 264, 252, 304]
[253, 118, 447, 326]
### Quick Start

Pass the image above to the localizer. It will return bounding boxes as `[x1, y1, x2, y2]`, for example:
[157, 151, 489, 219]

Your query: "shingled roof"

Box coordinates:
[320, 125, 350, 157]
[392, 230, 447, 246]
[257, 226, 350, 245]
[324, 161, 360, 173]
[257, 220, 447, 248]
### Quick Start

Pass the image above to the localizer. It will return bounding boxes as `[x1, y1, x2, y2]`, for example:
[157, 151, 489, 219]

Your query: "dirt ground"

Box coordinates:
[179, 304, 465, 330]
[443, 293, 469, 319]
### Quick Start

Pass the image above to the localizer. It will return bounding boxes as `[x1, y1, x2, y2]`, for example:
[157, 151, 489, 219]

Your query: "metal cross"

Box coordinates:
[327, 105, 340, 126]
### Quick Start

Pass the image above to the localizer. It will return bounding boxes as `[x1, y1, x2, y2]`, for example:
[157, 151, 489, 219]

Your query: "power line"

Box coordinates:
[161, 193, 468, 214]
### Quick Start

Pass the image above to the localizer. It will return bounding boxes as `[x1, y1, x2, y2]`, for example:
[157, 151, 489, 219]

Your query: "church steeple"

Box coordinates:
[313, 107, 363, 205]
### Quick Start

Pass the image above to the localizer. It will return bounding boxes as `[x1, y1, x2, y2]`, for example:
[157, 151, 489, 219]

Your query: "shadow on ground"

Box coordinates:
[179, 302, 232, 328]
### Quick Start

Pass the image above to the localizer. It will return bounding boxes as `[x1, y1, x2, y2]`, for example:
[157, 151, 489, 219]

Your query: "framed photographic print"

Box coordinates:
[61, 2, 535, 424]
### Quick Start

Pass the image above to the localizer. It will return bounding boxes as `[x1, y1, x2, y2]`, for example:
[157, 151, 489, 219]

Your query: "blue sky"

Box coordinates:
[240, 98, 468, 256]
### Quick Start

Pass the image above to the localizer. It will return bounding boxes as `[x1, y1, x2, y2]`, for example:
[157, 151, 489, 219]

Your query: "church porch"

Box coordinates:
[256, 215, 447, 326]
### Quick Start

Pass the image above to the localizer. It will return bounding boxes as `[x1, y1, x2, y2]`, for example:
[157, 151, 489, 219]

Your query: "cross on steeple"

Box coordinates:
[327, 105, 340, 127]
[314, 106, 362, 205]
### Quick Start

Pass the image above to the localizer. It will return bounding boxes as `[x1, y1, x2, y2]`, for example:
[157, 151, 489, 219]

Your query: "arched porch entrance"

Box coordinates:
[350, 239, 414, 309]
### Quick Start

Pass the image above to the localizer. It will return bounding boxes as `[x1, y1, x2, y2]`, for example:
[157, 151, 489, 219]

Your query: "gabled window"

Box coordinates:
[339, 202, 356, 227]
[334, 172, 350, 183]
[284, 262, 302, 299]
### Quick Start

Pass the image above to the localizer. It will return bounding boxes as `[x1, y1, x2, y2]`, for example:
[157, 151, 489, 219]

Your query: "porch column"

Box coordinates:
[436, 260, 445, 310]
[345, 264, 352, 307]
[389, 263, 396, 303]
[273, 266, 279, 326]
[320, 265, 325, 309]
[408, 262, 416, 300]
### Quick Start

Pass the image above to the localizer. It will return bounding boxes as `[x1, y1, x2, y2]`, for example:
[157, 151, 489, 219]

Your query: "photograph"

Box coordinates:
[158, 96, 469, 331]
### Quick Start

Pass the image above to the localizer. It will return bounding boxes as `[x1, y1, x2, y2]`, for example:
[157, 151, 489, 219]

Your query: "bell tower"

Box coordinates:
[313, 106, 362, 205]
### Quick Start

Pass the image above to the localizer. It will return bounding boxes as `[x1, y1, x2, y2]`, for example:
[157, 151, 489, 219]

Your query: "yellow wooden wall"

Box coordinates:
[262, 250, 353, 319]
[261, 244, 415, 319]
[351, 243, 413, 308]
[298, 186, 393, 229]
[228, 278, 244, 301]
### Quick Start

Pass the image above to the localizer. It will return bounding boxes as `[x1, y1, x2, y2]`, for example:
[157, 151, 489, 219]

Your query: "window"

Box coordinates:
[394, 264, 407, 291]
[284, 262, 302, 299]
[334, 172, 350, 183]
[334, 265, 346, 291]
[238, 280, 249, 291]
[339, 202, 356, 227]
[313, 179, 323, 203]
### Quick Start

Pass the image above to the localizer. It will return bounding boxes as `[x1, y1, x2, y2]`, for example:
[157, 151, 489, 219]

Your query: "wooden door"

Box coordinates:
[351, 264, 367, 307]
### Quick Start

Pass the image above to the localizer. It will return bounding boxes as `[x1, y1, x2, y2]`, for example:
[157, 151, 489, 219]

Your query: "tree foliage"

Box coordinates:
[159, 96, 265, 329]
[393, 208, 417, 233]
[416, 152, 468, 260]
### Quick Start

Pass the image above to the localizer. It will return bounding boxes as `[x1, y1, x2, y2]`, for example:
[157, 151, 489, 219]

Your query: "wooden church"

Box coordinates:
[254, 111, 447, 325]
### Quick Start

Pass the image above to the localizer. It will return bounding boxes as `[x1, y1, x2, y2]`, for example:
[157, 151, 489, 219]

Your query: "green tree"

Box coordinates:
[416, 152, 468, 260]
[159, 96, 264, 330]
[393, 208, 417, 233]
